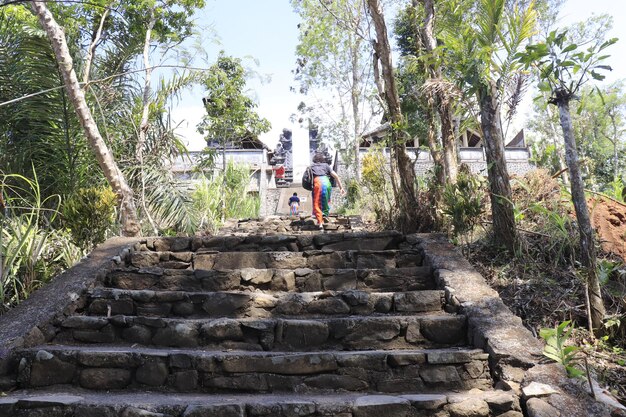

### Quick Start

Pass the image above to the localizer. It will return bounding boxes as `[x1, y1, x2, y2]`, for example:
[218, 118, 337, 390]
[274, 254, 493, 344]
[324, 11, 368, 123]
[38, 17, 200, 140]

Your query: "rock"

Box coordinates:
[74, 405, 117, 417]
[183, 404, 244, 417]
[173, 370, 198, 391]
[201, 293, 250, 316]
[240, 268, 273, 284]
[400, 394, 447, 410]
[278, 320, 329, 348]
[152, 323, 199, 347]
[304, 374, 368, 391]
[322, 270, 357, 291]
[394, 291, 442, 312]
[343, 319, 401, 348]
[523, 382, 561, 398]
[131, 252, 160, 268]
[353, 395, 411, 417]
[271, 270, 296, 291]
[29, 356, 76, 387]
[496, 412, 524, 417]
[62, 316, 109, 329]
[121, 325, 153, 345]
[201, 318, 244, 340]
[77, 352, 137, 368]
[73, 324, 116, 344]
[135, 360, 169, 386]
[525, 398, 561, 417]
[307, 298, 351, 315]
[221, 353, 337, 375]
[121, 407, 167, 417]
[446, 398, 490, 417]
[342, 290, 369, 306]
[420, 366, 461, 385]
[79, 368, 131, 390]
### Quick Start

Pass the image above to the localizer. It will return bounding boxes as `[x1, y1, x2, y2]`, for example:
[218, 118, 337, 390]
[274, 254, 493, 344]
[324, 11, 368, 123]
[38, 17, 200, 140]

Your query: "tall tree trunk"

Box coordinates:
[556, 98, 605, 331]
[367, 0, 418, 230]
[426, 106, 445, 185]
[418, 0, 458, 183]
[478, 82, 516, 250]
[31, 1, 140, 237]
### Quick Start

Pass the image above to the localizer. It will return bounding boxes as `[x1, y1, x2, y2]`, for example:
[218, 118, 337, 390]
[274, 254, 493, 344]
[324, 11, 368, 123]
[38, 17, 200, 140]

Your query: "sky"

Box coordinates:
[170, 0, 626, 154]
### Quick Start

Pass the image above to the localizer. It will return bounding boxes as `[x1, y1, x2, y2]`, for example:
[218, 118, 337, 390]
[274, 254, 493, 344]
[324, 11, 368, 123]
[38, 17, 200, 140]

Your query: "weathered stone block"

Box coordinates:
[304, 374, 369, 391]
[183, 404, 243, 417]
[77, 352, 137, 368]
[79, 368, 131, 390]
[353, 395, 411, 417]
[322, 270, 357, 291]
[343, 319, 401, 349]
[394, 291, 442, 312]
[271, 270, 295, 291]
[446, 398, 490, 417]
[201, 318, 244, 340]
[62, 316, 108, 329]
[73, 324, 116, 344]
[120, 407, 167, 417]
[130, 252, 160, 268]
[240, 268, 273, 284]
[121, 325, 153, 345]
[172, 370, 198, 391]
[153, 323, 199, 348]
[400, 394, 447, 410]
[307, 298, 350, 315]
[278, 320, 329, 348]
[201, 293, 250, 316]
[221, 353, 337, 375]
[420, 366, 461, 385]
[29, 356, 76, 387]
[135, 360, 168, 386]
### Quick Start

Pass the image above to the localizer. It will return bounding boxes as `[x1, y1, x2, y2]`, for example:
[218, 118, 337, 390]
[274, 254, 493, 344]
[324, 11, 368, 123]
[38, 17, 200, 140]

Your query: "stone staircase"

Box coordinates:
[0, 220, 564, 417]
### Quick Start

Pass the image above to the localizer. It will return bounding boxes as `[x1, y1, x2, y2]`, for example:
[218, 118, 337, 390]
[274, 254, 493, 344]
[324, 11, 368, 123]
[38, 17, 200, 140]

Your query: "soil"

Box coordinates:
[590, 196, 626, 262]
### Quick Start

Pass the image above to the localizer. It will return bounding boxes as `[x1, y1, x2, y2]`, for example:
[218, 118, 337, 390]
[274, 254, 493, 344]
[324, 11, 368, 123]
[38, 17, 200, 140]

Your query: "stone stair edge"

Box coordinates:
[0, 389, 522, 417]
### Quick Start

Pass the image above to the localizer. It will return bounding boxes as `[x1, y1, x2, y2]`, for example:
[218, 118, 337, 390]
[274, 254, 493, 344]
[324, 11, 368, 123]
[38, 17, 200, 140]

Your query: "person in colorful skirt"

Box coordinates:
[288, 192, 300, 215]
[309, 152, 345, 228]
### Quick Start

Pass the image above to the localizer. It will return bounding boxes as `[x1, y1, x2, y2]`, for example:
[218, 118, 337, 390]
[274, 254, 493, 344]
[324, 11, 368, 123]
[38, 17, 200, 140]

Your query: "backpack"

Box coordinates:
[302, 166, 313, 191]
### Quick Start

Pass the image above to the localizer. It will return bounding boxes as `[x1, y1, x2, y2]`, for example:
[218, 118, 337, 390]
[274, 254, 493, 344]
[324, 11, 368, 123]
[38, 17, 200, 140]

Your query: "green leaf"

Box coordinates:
[561, 44, 577, 53]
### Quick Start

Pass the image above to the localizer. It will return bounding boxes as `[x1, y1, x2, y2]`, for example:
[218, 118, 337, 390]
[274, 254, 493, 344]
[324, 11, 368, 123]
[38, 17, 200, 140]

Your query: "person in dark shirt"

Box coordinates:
[309, 152, 344, 228]
[288, 192, 300, 215]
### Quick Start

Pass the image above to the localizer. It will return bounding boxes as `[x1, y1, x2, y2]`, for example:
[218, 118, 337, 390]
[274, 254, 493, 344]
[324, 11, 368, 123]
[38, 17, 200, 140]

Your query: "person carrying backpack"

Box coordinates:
[288, 192, 300, 215]
[308, 152, 345, 228]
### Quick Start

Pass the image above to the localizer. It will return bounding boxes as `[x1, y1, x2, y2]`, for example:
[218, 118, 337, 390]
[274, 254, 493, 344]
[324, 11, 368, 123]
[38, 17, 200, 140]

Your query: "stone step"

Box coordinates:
[129, 249, 424, 271]
[53, 313, 467, 351]
[136, 230, 404, 254]
[0, 389, 522, 417]
[54, 314, 467, 351]
[105, 266, 435, 293]
[85, 288, 445, 319]
[17, 346, 491, 394]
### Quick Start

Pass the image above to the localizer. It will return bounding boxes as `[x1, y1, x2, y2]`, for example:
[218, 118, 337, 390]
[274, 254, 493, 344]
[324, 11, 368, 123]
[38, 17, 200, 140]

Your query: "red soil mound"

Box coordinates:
[590, 197, 626, 262]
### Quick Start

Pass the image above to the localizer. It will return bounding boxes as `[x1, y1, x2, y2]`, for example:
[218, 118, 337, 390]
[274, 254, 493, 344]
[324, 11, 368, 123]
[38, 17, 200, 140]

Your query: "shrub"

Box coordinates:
[442, 165, 485, 251]
[61, 186, 117, 250]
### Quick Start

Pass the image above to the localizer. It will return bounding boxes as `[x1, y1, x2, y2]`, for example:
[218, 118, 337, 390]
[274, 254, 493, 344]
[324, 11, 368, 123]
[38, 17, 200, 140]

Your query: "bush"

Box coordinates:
[61, 186, 117, 250]
[442, 165, 485, 251]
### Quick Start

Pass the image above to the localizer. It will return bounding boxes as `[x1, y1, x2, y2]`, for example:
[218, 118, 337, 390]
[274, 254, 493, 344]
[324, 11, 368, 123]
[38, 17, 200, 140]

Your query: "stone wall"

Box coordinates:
[336, 156, 535, 181]
[260, 189, 281, 217]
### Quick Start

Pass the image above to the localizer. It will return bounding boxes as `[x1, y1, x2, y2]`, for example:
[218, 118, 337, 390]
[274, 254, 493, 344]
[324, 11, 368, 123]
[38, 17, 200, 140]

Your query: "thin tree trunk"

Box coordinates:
[425, 106, 445, 185]
[137, 9, 159, 235]
[82, 7, 109, 84]
[419, 0, 458, 183]
[367, 0, 418, 229]
[547, 106, 569, 184]
[479, 81, 516, 250]
[350, 36, 362, 181]
[556, 98, 605, 332]
[31, 0, 140, 237]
